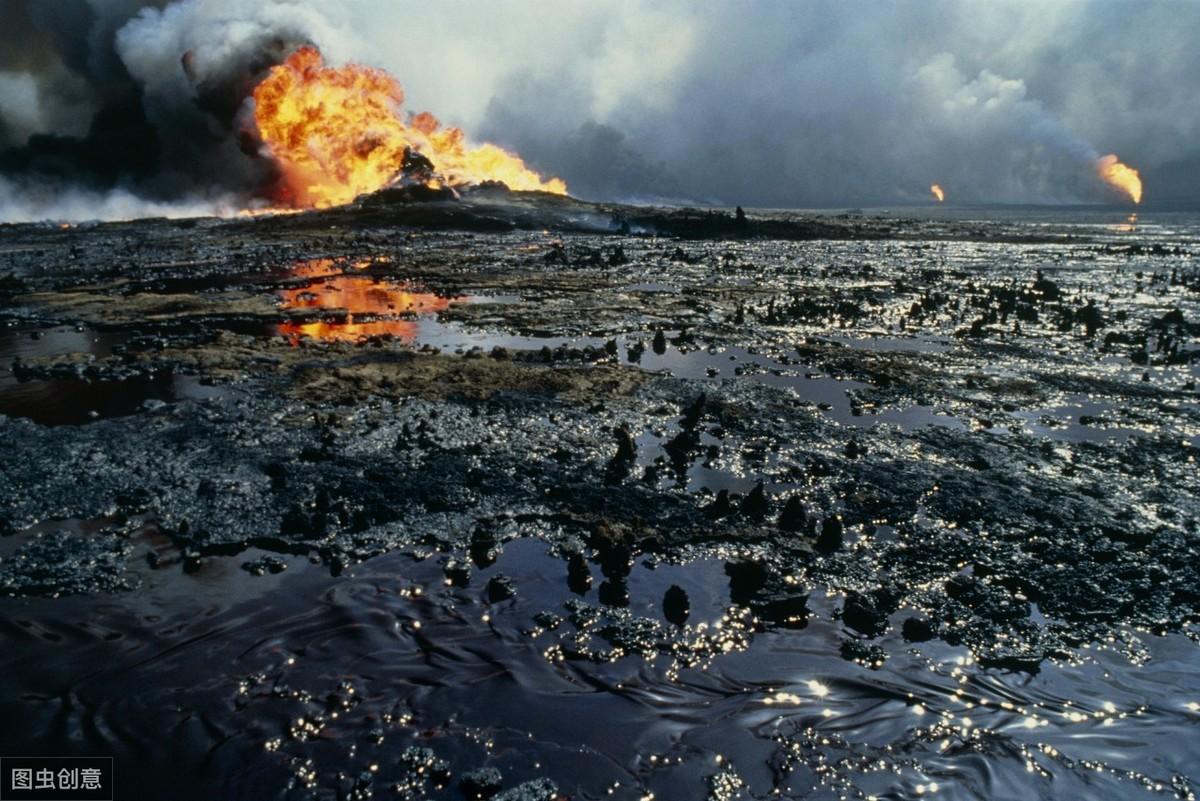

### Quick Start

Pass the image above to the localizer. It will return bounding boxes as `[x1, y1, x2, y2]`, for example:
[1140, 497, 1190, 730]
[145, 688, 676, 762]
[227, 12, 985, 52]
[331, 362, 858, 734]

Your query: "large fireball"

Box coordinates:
[251, 46, 566, 208]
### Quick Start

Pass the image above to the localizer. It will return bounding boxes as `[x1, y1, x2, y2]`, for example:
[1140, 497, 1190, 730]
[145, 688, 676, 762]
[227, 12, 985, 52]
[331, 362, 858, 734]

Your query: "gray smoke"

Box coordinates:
[1, 0, 1196, 221]
[466, 1, 1199, 206]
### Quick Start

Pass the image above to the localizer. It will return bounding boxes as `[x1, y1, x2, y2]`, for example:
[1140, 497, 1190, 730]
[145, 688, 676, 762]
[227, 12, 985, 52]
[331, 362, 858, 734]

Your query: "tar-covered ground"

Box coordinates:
[1, 190, 1198, 801]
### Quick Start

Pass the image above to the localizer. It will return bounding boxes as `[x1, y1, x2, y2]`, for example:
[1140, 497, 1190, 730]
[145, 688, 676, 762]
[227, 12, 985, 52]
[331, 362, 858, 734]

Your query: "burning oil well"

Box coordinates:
[0, 4, 568, 221]
[250, 46, 566, 209]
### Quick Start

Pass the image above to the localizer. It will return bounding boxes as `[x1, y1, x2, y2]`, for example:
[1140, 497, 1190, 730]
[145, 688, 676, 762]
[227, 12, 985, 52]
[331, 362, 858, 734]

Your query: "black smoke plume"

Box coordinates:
[0, 0, 310, 219]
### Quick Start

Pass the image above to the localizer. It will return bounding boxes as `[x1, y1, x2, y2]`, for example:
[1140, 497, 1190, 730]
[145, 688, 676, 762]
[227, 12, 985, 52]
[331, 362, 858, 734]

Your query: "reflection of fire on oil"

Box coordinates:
[276, 259, 452, 343]
[1112, 213, 1139, 233]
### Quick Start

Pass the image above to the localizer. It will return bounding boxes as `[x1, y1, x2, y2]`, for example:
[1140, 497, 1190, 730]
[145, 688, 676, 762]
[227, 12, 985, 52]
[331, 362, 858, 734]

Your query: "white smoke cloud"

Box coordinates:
[454, 0, 1196, 205]
[0, 176, 243, 223]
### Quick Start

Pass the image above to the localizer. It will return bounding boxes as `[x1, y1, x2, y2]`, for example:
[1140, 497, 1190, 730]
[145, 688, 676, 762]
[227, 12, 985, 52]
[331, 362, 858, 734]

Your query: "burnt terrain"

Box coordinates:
[1, 190, 1198, 801]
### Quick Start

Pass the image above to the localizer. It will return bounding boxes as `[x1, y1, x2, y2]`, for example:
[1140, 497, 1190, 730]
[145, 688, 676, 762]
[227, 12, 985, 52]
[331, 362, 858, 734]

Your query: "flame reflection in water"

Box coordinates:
[1111, 213, 1139, 233]
[276, 259, 454, 343]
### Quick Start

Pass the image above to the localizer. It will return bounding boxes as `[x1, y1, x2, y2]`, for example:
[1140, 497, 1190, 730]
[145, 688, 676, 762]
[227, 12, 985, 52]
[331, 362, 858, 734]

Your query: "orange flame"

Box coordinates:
[930, 183, 945, 203]
[1096, 154, 1142, 204]
[252, 46, 566, 209]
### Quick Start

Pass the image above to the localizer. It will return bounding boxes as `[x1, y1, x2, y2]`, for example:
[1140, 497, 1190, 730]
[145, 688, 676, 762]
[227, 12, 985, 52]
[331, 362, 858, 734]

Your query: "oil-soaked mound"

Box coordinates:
[345, 184, 1149, 244]
[1, 203, 1198, 800]
[287, 348, 647, 403]
[0, 528, 137, 596]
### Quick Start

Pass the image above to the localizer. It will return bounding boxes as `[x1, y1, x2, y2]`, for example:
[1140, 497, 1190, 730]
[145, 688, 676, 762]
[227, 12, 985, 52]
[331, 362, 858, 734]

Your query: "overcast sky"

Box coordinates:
[1, 0, 1197, 219]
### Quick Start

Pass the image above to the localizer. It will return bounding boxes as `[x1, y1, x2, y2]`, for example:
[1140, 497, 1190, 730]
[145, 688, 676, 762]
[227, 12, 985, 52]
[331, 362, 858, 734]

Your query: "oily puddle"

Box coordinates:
[1, 536, 1197, 800]
[36, 255, 974, 435]
[0, 370, 225, 426]
[634, 341, 965, 433]
[1005, 393, 1200, 446]
[0, 324, 125, 363]
[271, 257, 520, 346]
[0, 325, 225, 426]
[275, 284, 972, 434]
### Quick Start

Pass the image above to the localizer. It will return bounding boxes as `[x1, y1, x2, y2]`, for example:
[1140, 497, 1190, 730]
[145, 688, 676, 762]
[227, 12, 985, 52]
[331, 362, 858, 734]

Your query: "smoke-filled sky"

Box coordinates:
[1, 0, 1198, 220]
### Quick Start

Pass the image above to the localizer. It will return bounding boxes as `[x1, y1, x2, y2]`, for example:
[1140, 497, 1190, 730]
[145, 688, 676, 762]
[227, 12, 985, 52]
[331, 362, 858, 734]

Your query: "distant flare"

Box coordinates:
[1095, 154, 1142, 204]
[930, 184, 945, 203]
